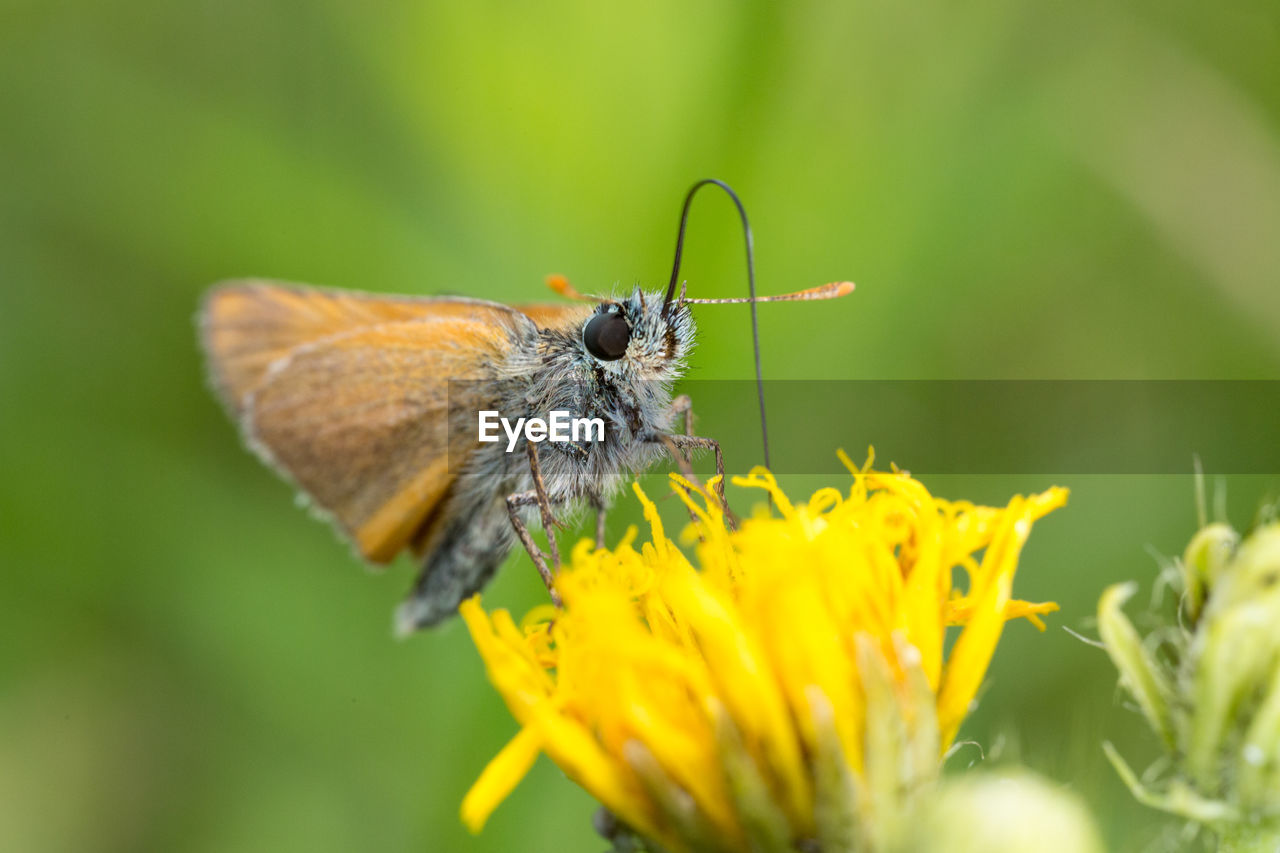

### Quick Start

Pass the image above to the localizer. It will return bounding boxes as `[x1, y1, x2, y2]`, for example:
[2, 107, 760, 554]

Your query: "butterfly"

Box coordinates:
[199, 179, 853, 634]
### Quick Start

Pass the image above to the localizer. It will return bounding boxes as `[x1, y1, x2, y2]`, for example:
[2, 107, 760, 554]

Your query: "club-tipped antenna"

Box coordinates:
[683, 281, 855, 304]
[664, 179, 772, 469]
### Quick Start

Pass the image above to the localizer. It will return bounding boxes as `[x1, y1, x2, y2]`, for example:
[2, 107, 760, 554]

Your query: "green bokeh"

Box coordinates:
[2, 2, 1278, 851]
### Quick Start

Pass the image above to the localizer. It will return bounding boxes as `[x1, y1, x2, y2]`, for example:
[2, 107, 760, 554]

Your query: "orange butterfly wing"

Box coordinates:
[200, 281, 540, 564]
[512, 301, 594, 330]
[200, 281, 531, 414]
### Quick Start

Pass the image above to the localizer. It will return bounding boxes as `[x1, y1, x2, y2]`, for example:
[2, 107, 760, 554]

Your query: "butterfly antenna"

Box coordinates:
[664, 179, 771, 469]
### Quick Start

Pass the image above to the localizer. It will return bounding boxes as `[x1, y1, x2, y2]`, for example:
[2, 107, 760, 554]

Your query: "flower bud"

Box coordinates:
[1181, 522, 1238, 623]
[1101, 516, 1280, 848]
[894, 771, 1103, 853]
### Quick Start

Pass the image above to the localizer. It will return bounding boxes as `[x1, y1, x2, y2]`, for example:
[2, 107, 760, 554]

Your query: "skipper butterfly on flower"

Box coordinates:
[199, 180, 854, 633]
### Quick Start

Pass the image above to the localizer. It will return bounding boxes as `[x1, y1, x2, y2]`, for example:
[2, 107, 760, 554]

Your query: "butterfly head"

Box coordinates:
[580, 286, 695, 383]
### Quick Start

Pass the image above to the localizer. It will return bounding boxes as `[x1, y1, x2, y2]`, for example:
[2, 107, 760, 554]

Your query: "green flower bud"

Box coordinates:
[1182, 522, 1239, 623]
[1097, 582, 1175, 748]
[893, 771, 1104, 853]
[1101, 516, 1280, 848]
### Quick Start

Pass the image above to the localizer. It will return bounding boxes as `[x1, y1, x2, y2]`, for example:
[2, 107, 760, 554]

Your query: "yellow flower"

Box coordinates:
[461, 452, 1067, 852]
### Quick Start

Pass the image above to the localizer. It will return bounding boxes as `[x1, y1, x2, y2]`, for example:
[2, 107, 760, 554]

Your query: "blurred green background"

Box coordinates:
[2, 1, 1278, 851]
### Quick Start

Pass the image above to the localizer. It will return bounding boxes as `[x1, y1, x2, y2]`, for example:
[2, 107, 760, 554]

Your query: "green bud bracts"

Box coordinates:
[1101, 515, 1280, 848]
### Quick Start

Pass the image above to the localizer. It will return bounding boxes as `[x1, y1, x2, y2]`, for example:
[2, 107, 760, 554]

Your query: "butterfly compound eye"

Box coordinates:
[582, 311, 631, 361]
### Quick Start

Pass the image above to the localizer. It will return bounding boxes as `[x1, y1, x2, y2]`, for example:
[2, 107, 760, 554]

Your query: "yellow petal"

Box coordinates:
[460, 726, 543, 832]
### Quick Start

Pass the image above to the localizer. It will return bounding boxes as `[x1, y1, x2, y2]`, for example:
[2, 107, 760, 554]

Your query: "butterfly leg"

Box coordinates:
[657, 396, 730, 508]
[588, 491, 607, 549]
[671, 393, 695, 436]
[661, 433, 728, 504]
[524, 441, 565, 566]
[668, 396, 737, 522]
[656, 395, 704, 490]
[505, 490, 564, 608]
[657, 432, 740, 530]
